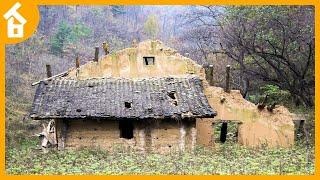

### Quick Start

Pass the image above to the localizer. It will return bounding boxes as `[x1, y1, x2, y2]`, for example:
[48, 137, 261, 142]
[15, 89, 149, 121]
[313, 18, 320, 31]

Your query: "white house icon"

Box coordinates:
[3, 2, 27, 38]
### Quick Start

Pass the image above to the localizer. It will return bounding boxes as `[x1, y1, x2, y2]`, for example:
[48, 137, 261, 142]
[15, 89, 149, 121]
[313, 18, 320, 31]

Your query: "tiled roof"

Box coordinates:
[30, 76, 216, 120]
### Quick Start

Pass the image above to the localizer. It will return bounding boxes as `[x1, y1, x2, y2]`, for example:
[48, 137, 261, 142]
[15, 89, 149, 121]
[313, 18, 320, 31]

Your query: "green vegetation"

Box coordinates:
[50, 21, 91, 56]
[111, 6, 126, 16]
[6, 139, 314, 175]
[213, 122, 239, 143]
[143, 14, 159, 39]
[248, 84, 291, 105]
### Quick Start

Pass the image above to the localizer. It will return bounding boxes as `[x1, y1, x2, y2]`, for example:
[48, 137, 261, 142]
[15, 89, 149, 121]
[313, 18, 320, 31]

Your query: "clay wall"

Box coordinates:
[56, 118, 198, 153]
[66, 40, 202, 80]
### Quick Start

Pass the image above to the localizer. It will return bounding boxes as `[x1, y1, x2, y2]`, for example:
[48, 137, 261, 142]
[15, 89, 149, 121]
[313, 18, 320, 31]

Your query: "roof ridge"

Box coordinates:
[54, 75, 201, 82]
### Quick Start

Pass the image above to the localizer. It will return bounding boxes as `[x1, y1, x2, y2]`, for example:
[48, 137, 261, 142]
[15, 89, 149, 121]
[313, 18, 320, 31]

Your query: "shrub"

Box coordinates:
[258, 84, 290, 106]
[50, 21, 91, 56]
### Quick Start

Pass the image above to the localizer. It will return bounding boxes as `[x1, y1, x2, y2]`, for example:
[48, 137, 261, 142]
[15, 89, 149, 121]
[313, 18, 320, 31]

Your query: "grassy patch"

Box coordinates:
[6, 139, 314, 175]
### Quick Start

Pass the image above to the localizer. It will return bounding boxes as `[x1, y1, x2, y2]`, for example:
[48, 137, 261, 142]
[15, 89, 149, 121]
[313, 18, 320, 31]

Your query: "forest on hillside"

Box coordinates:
[5, 5, 315, 175]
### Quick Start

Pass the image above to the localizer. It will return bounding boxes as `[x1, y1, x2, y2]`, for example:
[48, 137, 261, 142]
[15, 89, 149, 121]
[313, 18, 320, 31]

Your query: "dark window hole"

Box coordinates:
[214, 122, 239, 143]
[125, 102, 132, 108]
[173, 101, 178, 106]
[143, 57, 155, 65]
[294, 119, 305, 140]
[167, 91, 176, 100]
[119, 120, 134, 139]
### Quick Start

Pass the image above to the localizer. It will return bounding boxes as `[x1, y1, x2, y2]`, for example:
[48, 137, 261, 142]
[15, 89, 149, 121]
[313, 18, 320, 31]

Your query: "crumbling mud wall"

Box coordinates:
[62, 40, 295, 148]
[66, 40, 202, 80]
[56, 119, 197, 153]
[201, 83, 295, 148]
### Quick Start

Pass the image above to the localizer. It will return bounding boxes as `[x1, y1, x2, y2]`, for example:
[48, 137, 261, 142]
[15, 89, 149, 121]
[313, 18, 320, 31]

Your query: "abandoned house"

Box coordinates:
[30, 40, 301, 152]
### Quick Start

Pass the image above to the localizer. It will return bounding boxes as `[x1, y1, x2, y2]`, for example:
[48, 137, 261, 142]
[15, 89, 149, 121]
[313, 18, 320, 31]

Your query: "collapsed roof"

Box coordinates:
[30, 76, 216, 120]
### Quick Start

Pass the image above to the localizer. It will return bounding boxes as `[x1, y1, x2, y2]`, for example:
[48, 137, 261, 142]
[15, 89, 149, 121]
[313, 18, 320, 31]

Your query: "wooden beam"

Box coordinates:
[31, 69, 72, 86]
[213, 120, 242, 124]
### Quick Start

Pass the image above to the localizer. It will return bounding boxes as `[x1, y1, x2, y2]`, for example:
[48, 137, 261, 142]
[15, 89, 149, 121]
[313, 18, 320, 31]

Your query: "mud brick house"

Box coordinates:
[31, 76, 216, 152]
[30, 40, 299, 152]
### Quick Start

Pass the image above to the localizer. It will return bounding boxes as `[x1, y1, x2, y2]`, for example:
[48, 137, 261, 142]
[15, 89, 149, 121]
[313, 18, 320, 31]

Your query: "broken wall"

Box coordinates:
[66, 40, 202, 79]
[202, 84, 294, 148]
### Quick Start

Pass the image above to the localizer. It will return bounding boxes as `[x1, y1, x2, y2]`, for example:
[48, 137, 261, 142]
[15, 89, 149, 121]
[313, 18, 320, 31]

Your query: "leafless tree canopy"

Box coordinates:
[6, 5, 314, 109]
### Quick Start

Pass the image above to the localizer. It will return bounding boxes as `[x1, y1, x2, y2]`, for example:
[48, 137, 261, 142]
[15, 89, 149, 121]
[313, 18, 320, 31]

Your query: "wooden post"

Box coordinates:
[220, 122, 228, 143]
[205, 65, 214, 86]
[208, 64, 214, 86]
[46, 64, 52, 78]
[298, 120, 305, 137]
[225, 65, 231, 93]
[75, 56, 80, 68]
[75, 56, 80, 78]
[94, 46, 99, 62]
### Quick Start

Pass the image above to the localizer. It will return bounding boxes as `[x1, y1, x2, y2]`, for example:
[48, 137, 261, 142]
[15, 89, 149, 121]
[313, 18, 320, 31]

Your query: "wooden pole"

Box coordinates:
[208, 64, 214, 86]
[32, 70, 71, 86]
[94, 46, 99, 62]
[46, 64, 52, 78]
[225, 65, 231, 93]
[75, 56, 80, 68]
[298, 120, 305, 136]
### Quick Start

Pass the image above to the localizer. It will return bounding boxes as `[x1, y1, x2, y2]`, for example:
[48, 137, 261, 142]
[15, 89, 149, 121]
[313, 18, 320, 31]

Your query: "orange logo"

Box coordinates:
[0, 0, 39, 44]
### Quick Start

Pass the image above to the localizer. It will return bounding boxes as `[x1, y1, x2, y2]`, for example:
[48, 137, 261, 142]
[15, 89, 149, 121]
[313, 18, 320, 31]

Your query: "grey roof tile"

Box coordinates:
[30, 76, 216, 120]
